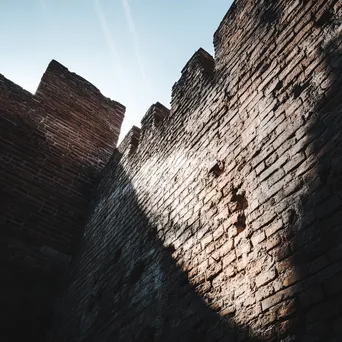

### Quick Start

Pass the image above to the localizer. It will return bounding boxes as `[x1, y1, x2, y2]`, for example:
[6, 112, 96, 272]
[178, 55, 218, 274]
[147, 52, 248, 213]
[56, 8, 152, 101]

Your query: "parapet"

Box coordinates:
[181, 48, 215, 76]
[171, 48, 215, 114]
[116, 50, 215, 160]
[118, 125, 141, 157]
[213, 1, 244, 65]
[213, 0, 279, 69]
[141, 102, 170, 135]
[0, 59, 126, 254]
[36, 60, 114, 103]
[117, 102, 170, 158]
[35, 59, 125, 146]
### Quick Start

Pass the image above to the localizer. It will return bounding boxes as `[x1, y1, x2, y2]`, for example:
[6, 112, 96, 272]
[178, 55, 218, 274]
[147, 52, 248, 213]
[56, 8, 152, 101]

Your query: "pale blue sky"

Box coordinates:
[1, 0, 233, 139]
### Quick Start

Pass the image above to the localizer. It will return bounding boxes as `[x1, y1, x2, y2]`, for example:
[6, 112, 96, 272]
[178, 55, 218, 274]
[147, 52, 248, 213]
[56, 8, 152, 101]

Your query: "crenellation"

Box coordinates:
[141, 102, 170, 131]
[2, 0, 342, 341]
[117, 125, 141, 157]
[171, 48, 215, 115]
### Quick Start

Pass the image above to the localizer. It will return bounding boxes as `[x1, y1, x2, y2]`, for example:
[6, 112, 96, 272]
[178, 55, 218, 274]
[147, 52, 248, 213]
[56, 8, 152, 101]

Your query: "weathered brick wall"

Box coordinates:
[54, 0, 342, 341]
[0, 61, 124, 341]
[1, 60, 125, 253]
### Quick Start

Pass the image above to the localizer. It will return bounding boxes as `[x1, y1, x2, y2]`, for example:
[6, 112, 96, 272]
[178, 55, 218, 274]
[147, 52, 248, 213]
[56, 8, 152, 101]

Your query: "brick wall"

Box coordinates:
[53, 0, 342, 341]
[0, 60, 124, 341]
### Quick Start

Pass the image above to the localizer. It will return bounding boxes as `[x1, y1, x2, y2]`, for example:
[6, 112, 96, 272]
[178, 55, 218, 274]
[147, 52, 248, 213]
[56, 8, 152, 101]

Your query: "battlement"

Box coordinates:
[141, 102, 170, 130]
[180, 47, 215, 76]
[2, 0, 342, 341]
[140, 102, 170, 138]
[117, 102, 170, 158]
[171, 48, 215, 114]
[117, 49, 215, 162]
[36, 60, 125, 145]
[0, 60, 125, 254]
[36, 60, 123, 107]
[118, 125, 141, 157]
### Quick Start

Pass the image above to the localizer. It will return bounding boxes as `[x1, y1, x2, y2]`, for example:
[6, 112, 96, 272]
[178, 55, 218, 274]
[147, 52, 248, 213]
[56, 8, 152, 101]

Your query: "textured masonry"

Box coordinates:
[1, 0, 342, 341]
[0, 60, 124, 341]
[53, 0, 342, 341]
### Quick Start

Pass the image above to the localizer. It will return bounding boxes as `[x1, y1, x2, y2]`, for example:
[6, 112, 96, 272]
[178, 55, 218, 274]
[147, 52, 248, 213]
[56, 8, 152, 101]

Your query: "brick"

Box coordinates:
[201, 233, 213, 249]
[283, 152, 306, 173]
[277, 298, 297, 319]
[222, 251, 237, 268]
[244, 295, 256, 307]
[3, 1, 340, 340]
[252, 210, 278, 230]
[274, 242, 293, 262]
[255, 283, 274, 302]
[251, 231, 266, 247]
[236, 241, 251, 258]
[265, 219, 283, 237]
[261, 287, 294, 312]
[255, 269, 278, 288]
[266, 233, 282, 251]
[315, 261, 342, 283]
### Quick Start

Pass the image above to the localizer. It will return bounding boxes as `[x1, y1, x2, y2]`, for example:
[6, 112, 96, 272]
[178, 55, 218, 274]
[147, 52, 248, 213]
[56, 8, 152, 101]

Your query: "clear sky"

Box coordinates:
[1, 0, 233, 140]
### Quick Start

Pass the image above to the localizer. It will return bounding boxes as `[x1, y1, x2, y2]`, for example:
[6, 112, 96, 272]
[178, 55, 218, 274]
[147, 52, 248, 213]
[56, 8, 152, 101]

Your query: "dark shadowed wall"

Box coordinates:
[0, 60, 124, 341]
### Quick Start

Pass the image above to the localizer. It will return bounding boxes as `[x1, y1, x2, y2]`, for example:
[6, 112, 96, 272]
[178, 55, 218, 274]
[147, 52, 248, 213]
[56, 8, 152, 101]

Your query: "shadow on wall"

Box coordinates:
[51, 3, 342, 342]
[289, 29, 342, 339]
[53, 153, 265, 342]
[0, 112, 90, 342]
